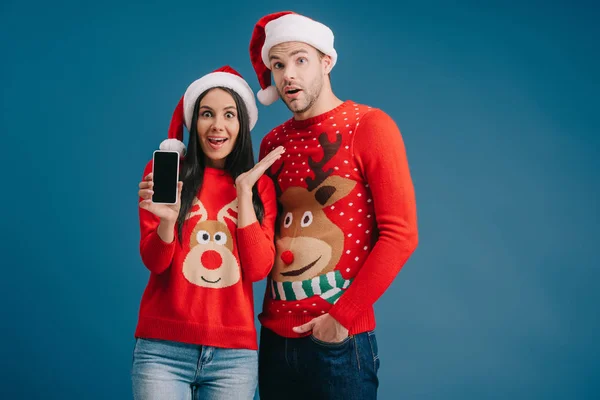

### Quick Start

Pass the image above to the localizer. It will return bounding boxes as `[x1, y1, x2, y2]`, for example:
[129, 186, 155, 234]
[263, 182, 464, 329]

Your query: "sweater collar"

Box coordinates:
[287, 100, 354, 130]
[203, 166, 228, 176]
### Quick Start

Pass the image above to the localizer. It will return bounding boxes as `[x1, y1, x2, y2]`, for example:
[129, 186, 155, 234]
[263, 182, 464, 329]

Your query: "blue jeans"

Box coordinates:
[258, 327, 380, 400]
[131, 338, 258, 400]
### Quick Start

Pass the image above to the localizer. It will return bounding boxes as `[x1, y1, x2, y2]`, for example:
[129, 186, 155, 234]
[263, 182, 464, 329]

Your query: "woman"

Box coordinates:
[132, 65, 284, 399]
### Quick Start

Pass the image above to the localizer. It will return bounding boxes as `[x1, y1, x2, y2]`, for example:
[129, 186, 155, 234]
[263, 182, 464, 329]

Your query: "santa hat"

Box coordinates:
[249, 11, 338, 106]
[159, 65, 258, 157]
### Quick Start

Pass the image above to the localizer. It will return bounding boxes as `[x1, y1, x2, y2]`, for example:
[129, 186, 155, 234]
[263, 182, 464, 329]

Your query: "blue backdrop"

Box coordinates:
[1, 1, 598, 398]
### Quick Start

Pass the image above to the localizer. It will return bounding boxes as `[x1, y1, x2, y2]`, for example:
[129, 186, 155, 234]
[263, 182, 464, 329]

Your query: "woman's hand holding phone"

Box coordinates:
[139, 172, 183, 222]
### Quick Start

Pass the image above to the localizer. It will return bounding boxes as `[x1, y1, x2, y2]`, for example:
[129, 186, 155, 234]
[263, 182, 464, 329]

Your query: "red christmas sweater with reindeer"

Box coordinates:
[258, 100, 418, 338]
[135, 164, 277, 350]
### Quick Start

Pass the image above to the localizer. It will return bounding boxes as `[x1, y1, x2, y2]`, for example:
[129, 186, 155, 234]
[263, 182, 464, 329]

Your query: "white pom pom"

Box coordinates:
[257, 85, 279, 106]
[159, 139, 186, 157]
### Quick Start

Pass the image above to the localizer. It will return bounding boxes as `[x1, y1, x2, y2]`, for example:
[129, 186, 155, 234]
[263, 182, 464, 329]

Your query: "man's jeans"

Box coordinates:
[131, 338, 258, 400]
[258, 327, 380, 399]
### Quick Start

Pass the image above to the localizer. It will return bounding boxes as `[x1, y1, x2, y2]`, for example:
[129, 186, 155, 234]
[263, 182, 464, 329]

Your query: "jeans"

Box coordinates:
[258, 327, 380, 400]
[131, 338, 258, 400]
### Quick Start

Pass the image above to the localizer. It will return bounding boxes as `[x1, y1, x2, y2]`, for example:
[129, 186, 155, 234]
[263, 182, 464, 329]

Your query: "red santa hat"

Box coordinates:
[249, 11, 338, 106]
[159, 65, 258, 157]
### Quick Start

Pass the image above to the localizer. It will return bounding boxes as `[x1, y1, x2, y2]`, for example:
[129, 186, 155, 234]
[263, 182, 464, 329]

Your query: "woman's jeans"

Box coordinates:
[131, 338, 258, 400]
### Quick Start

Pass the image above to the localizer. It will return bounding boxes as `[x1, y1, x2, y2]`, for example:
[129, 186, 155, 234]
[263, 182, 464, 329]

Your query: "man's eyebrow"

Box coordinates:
[290, 49, 309, 56]
[269, 49, 309, 61]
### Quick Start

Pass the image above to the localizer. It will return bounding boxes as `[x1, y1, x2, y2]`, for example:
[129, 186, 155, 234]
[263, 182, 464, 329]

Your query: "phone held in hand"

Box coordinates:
[151, 150, 179, 204]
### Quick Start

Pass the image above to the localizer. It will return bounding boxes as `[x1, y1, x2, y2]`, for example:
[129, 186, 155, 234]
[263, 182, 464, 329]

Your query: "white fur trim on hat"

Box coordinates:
[159, 138, 186, 157]
[261, 14, 337, 70]
[257, 85, 280, 106]
[183, 71, 258, 131]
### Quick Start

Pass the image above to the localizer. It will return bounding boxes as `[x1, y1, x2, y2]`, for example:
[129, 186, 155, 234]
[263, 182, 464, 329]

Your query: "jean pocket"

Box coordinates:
[133, 337, 170, 358]
[309, 334, 352, 349]
[367, 331, 380, 371]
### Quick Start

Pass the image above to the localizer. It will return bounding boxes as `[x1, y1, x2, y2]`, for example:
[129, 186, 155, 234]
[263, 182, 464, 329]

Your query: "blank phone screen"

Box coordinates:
[152, 151, 179, 204]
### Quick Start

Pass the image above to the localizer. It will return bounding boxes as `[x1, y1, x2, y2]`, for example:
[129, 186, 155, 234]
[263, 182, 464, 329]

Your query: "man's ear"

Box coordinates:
[322, 54, 333, 74]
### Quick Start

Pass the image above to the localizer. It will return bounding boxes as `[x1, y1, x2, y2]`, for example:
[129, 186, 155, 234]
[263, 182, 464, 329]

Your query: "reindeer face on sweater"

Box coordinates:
[182, 197, 240, 288]
[269, 132, 357, 282]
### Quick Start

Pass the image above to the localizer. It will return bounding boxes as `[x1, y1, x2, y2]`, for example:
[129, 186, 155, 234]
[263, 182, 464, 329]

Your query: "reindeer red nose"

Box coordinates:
[202, 250, 223, 270]
[281, 250, 295, 265]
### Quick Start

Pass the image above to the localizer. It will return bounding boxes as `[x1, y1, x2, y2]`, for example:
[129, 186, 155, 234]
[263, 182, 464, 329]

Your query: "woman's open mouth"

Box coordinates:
[207, 137, 228, 150]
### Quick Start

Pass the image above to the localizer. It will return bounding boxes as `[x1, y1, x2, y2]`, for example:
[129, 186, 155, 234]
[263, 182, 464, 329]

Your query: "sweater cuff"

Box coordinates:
[145, 229, 177, 266]
[328, 296, 363, 330]
[236, 221, 264, 247]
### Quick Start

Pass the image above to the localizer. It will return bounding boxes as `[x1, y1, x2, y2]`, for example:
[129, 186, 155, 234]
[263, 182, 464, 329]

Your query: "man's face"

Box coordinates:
[268, 42, 327, 114]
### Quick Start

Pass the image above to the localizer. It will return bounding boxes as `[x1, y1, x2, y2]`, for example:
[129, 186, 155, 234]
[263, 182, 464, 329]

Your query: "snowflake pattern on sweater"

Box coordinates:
[258, 100, 418, 336]
[260, 103, 376, 305]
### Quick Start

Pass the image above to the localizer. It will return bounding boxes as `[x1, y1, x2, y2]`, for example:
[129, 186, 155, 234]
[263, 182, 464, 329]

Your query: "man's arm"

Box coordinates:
[328, 108, 419, 329]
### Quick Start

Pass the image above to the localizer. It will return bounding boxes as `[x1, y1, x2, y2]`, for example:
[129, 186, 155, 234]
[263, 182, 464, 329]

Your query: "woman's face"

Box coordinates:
[196, 88, 240, 169]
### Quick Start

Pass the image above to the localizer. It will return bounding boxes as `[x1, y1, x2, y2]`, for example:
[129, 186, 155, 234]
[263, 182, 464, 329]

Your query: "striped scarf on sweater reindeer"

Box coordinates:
[266, 132, 359, 304]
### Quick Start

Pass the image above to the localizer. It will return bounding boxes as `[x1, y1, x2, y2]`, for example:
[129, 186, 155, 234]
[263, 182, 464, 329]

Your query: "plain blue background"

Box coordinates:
[1, 0, 598, 398]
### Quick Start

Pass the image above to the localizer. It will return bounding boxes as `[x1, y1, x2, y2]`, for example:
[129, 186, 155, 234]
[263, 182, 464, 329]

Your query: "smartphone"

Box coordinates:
[151, 150, 180, 204]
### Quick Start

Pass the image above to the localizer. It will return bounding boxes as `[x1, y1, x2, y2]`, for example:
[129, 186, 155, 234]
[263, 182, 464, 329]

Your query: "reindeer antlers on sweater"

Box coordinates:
[186, 197, 208, 221]
[184, 197, 237, 224]
[217, 198, 238, 225]
[305, 132, 343, 191]
[267, 161, 285, 198]
[266, 132, 342, 196]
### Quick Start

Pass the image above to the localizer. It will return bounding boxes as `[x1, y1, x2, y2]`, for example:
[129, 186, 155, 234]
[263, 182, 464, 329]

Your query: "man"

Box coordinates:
[248, 11, 419, 399]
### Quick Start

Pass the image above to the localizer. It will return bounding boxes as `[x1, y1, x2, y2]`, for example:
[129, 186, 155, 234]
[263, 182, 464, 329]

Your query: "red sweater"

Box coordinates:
[258, 100, 418, 337]
[135, 164, 277, 350]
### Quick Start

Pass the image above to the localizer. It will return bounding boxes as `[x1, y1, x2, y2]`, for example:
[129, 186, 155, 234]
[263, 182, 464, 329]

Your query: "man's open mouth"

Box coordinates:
[281, 256, 322, 277]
